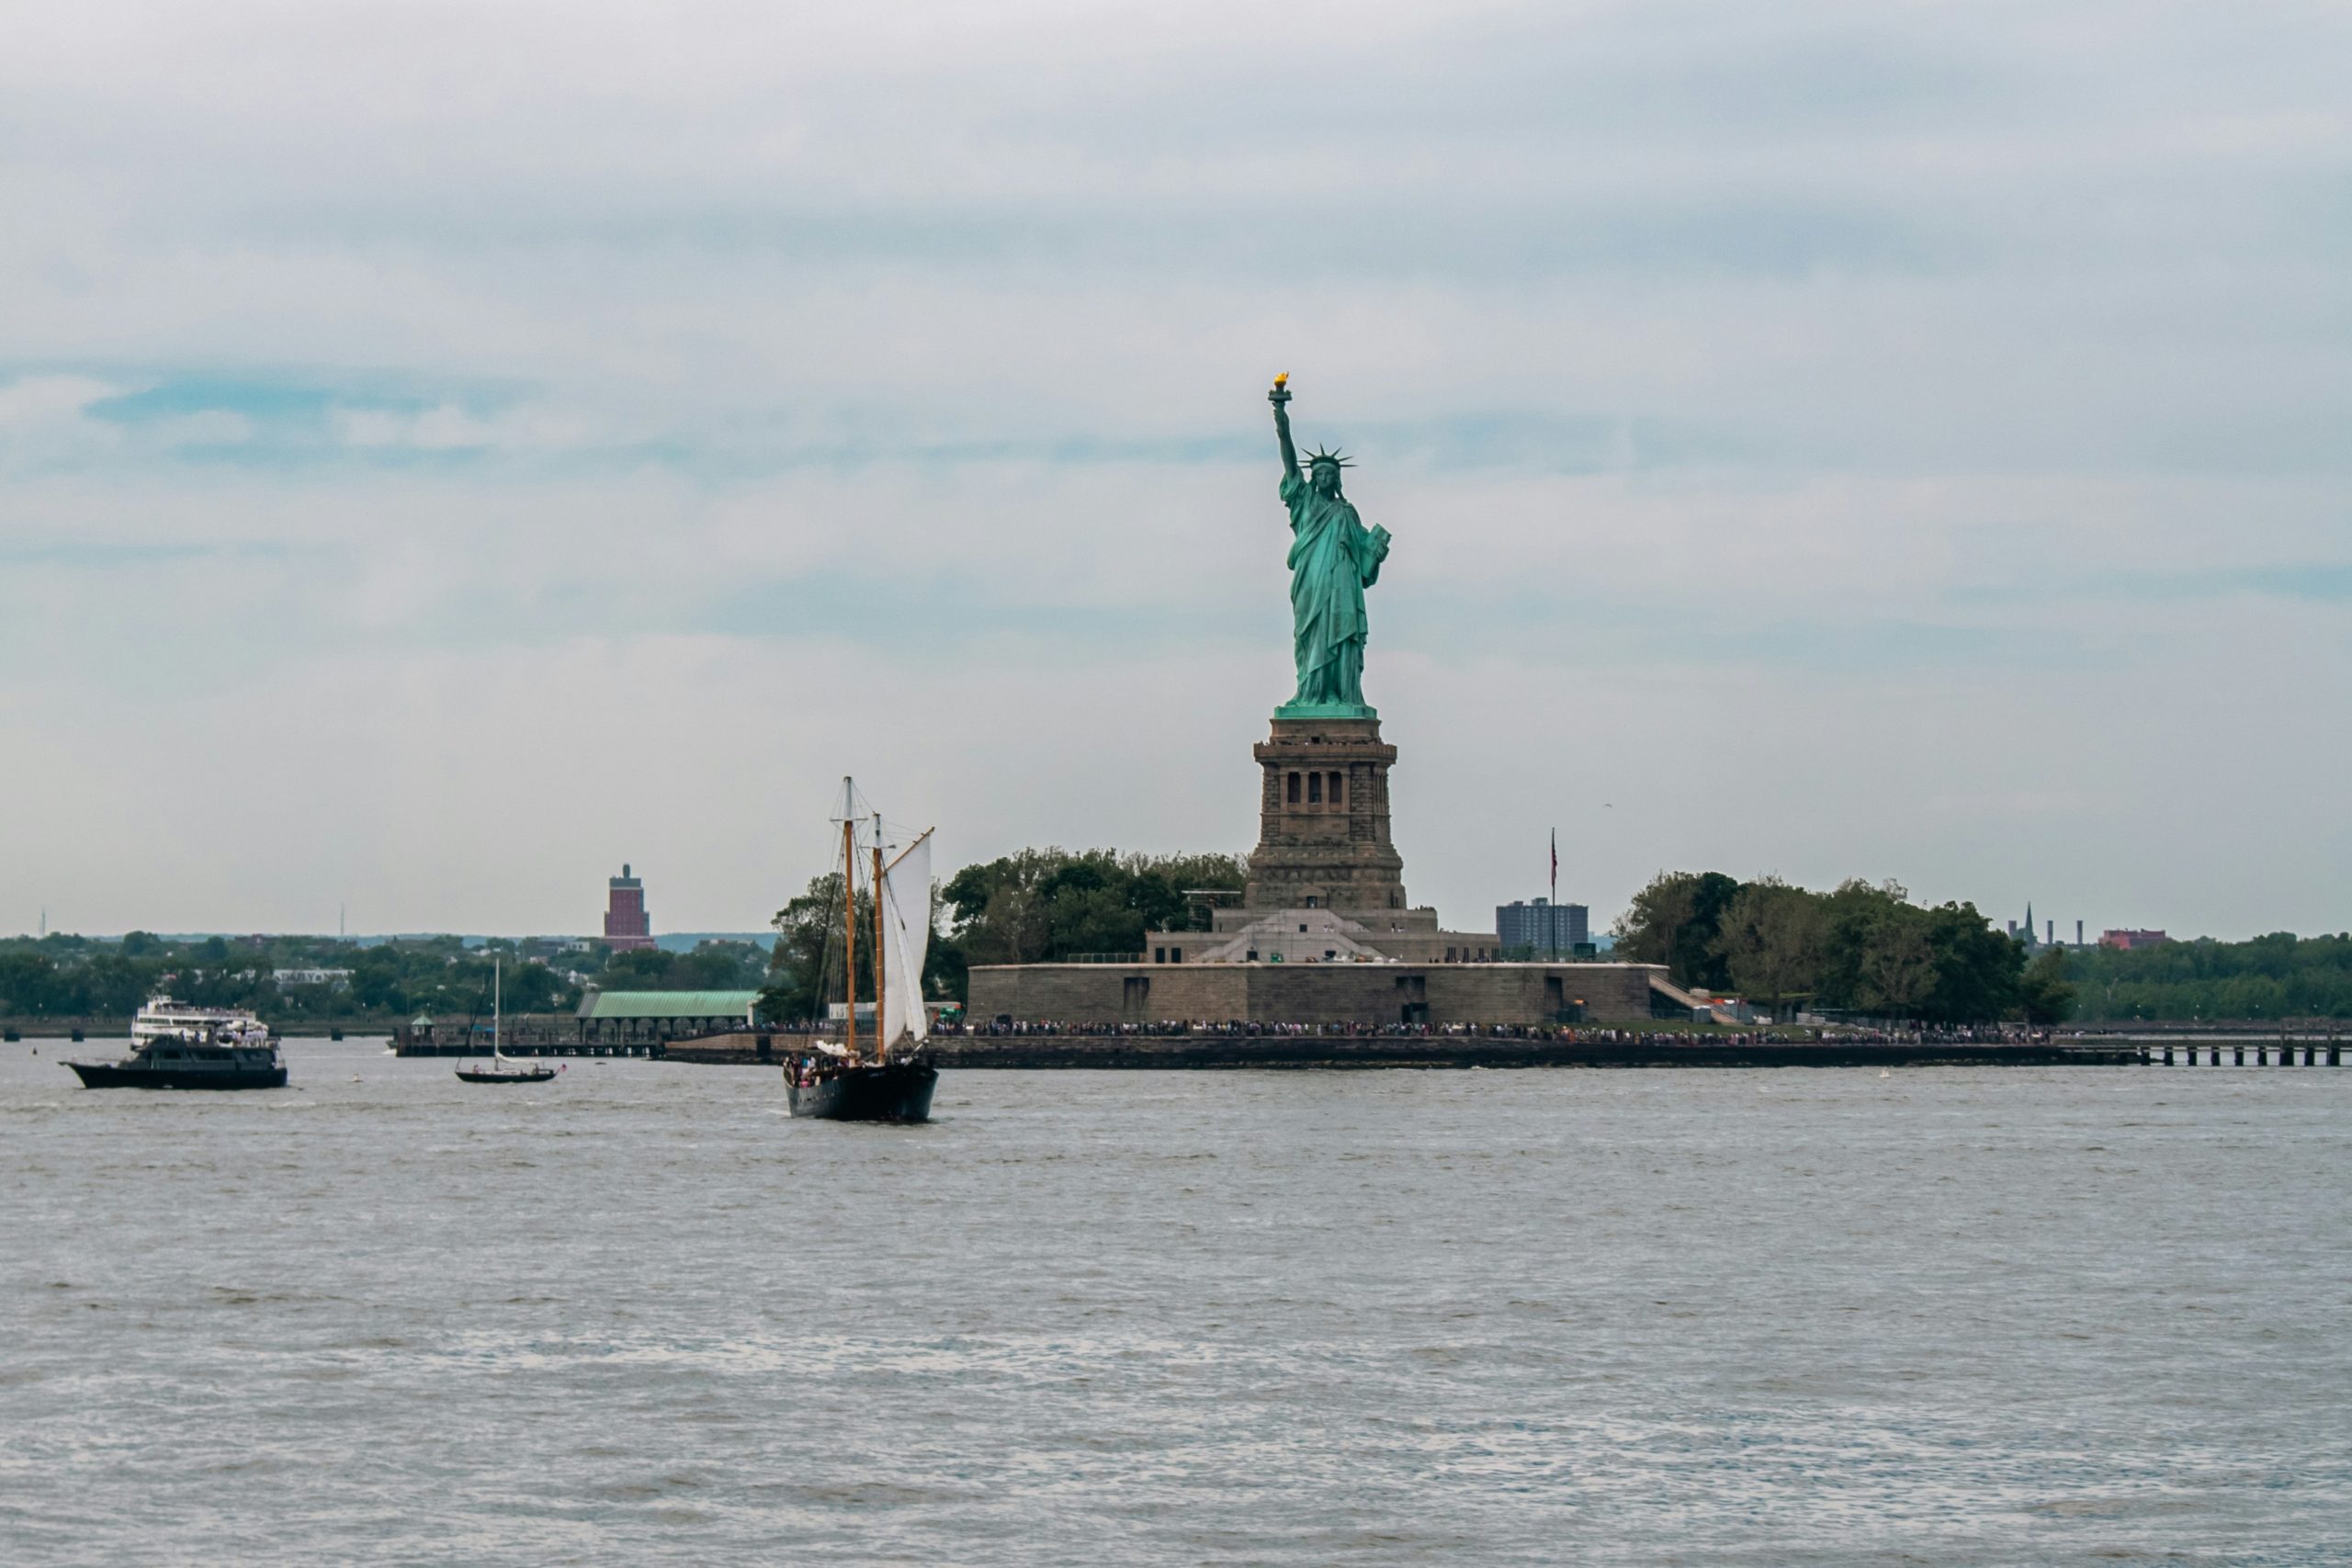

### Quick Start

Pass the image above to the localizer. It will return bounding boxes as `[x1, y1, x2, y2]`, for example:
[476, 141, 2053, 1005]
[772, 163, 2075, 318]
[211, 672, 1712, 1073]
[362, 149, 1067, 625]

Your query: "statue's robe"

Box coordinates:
[1280, 470, 1389, 708]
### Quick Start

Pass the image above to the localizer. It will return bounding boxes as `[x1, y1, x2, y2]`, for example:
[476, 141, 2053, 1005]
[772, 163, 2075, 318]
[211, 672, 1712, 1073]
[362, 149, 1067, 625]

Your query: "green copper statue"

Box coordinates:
[1269, 374, 1390, 719]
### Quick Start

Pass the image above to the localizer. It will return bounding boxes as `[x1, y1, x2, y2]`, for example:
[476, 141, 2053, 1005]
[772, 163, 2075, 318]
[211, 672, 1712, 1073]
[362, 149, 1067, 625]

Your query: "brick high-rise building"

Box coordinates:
[603, 863, 654, 952]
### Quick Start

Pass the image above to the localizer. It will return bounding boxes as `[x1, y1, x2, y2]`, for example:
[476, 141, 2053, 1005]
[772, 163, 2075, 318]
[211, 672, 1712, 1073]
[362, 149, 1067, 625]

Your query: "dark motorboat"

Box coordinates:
[68, 1032, 287, 1091]
[457, 959, 558, 1085]
[786, 1052, 936, 1122]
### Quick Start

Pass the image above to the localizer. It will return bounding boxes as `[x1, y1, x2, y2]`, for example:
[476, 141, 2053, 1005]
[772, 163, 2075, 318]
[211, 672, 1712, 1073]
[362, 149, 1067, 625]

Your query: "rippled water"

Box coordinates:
[3, 1040, 2347, 1565]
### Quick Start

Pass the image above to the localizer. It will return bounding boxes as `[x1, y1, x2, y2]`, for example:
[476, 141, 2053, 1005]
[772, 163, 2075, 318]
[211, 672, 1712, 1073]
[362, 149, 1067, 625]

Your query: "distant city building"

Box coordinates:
[2007, 908, 2100, 949]
[604, 863, 654, 952]
[271, 967, 352, 988]
[1497, 897, 1589, 954]
[2101, 929, 2169, 951]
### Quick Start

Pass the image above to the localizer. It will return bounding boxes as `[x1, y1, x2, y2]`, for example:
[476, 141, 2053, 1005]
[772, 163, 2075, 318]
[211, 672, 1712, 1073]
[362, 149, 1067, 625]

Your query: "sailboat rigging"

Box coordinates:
[784, 777, 939, 1122]
[458, 957, 557, 1085]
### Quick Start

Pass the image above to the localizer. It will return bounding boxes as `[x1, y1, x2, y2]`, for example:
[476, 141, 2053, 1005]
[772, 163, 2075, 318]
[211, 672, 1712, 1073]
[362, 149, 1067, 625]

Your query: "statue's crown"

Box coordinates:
[1303, 444, 1353, 469]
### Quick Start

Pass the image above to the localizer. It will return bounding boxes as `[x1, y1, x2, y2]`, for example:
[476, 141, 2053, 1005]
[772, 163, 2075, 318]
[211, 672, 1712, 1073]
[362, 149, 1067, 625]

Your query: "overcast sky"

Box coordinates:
[4, 0, 2347, 941]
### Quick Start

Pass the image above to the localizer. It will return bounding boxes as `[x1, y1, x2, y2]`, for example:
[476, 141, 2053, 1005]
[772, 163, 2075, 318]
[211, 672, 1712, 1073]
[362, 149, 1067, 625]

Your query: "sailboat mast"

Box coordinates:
[871, 813, 887, 1054]
[842, 812, 859, 1061]
[493, 958, 501, 1057]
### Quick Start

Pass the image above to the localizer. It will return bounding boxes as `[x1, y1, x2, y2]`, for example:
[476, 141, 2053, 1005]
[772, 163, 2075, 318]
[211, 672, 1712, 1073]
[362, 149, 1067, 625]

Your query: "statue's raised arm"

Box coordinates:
[1269, 372, 1300, 482]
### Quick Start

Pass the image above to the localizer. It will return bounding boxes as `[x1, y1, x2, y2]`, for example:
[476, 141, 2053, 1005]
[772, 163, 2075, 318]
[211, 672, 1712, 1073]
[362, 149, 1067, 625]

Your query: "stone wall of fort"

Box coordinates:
[967, 961, 1663, 1027]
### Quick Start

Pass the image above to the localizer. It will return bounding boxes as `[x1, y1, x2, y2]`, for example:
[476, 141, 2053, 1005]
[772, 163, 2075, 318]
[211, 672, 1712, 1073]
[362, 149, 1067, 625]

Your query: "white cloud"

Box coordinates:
[328, 401, 582, 452]
[0, 376, 125, 465]
[0, 375, 116, 427]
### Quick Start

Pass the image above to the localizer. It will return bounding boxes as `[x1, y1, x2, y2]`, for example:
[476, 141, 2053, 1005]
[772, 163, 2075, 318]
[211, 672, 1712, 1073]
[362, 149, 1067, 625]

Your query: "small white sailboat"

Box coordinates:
[457, 959, 557, 1085]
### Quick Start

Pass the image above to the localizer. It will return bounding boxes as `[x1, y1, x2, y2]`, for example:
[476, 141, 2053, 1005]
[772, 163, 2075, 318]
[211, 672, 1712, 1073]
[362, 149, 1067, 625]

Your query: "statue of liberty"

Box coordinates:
[1268, 375, 1390, 718]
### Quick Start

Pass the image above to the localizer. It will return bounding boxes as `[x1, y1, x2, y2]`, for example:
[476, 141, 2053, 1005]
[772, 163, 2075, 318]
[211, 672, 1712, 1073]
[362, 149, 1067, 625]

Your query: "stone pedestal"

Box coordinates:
[1243, 717, 1409, 917]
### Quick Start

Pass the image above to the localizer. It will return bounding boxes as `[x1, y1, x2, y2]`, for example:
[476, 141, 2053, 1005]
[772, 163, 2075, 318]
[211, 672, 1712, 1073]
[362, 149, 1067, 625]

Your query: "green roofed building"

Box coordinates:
[576, 989, 763, 1044]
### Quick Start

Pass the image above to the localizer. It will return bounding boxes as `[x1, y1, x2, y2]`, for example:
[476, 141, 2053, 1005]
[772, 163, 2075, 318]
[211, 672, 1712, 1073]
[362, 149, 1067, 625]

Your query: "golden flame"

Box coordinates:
[1273, 372, 1288, 388]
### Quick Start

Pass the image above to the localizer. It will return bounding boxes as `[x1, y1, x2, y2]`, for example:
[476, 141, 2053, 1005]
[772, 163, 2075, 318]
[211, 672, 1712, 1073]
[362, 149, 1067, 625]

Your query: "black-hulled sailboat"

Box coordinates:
[785, 779, 938, 1122]
[457, 959, 557, 1084]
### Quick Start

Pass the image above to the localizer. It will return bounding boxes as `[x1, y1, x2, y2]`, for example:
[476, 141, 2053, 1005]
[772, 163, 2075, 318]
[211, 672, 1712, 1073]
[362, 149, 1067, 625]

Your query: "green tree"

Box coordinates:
[1860, 915, 1937, 1021]
[350, 948, 410, 1013]
[2061, 931, 2352, 1021]
[761, 873, 862, 1023]
[0, 951, 59, 1014]
[1918, 903, 2023, 1024]
[1611, 870, 1741, 989]
[82, 953, 164, 1015]
[1815, 880, 1938, 1020]
[2017, 947, 2077, 1025]
[1713, 876, 1827, 1021]
[601, 948, 678, 989]
[498, 960, 569, 1015]
[940, 848, 1245, 972]
[673, 942, 766, 990]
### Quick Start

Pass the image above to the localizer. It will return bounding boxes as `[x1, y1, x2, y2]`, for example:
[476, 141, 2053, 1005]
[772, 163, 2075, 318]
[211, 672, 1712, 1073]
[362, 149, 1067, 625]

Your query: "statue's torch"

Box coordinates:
[1269, 372, 1291, 410]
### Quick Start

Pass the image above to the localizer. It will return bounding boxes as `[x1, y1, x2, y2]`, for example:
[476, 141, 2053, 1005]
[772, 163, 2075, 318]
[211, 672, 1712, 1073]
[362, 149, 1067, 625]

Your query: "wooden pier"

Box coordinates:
[392, 1038, 667, 1059]
[389, 1012, 729, 1057]
[2144, 1037, 2342, 1067]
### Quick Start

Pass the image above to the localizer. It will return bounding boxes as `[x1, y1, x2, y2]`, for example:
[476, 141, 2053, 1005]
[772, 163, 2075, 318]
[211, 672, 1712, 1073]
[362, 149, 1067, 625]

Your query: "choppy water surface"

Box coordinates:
[3, 1043, 2347, 1565]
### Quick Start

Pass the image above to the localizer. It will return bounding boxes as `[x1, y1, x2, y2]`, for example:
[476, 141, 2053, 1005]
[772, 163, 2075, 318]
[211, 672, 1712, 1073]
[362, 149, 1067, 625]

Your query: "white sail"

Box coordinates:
[880, 830, 933, 1043]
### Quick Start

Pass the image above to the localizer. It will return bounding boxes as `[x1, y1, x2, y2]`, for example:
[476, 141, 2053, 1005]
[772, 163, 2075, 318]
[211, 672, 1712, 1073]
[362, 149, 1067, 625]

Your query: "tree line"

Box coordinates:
[2064, 931, 2352, 1021]
[0, 931, 771, 1021]
[20, 870, 2339, 1028]
[1610, 872, 2075, 1024]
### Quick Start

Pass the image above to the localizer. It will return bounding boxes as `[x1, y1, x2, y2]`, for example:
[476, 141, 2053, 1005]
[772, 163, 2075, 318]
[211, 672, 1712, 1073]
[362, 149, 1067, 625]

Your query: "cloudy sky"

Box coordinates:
[4, 0, 2346, 940]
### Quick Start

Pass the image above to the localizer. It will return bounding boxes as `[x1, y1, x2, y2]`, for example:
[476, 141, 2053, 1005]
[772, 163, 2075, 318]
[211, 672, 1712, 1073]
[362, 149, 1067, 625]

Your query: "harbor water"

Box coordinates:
[3, 1040, 2346, 1564]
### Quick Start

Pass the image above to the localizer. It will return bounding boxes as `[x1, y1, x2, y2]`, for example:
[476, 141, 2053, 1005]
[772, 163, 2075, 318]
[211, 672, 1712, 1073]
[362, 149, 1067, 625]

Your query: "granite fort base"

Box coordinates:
[972, 710, 1668, 1028]
[967, 959, 1664, 1028]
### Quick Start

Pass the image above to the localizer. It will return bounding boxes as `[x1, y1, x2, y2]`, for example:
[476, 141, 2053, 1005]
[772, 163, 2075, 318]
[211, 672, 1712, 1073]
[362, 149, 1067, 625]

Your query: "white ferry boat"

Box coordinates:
[66, 999, 287, 1090]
